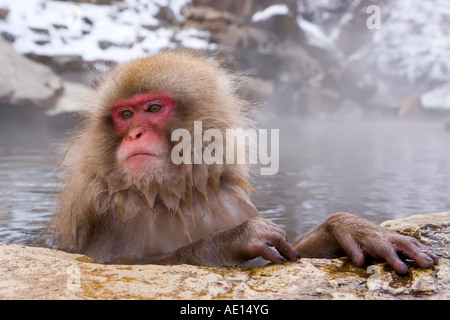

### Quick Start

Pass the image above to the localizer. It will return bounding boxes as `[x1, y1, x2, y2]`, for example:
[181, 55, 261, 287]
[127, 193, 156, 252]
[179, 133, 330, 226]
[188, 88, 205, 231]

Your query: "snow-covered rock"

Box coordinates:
[0, 0, 215, 63]
[421, 82, 450, 110]
[298, 0, 450, 108]
[0, 39, 62, 106]
[1, 0, 449, 112]
[251, 4, 289, 23]
[296, 16, 338, 52]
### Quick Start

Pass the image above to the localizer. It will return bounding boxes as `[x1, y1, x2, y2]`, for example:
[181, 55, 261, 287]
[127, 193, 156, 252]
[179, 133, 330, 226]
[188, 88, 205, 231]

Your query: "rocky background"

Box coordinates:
[0, 0, 449, 124]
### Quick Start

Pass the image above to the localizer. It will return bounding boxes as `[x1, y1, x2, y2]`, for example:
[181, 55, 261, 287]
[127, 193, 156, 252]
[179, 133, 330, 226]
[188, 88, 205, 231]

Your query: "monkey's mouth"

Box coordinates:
[124, 153, 163, 172]
[127, 153, 158, 160]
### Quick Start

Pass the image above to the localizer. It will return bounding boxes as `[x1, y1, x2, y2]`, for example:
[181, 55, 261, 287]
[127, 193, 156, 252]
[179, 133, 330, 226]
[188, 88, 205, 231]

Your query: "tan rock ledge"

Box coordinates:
[0, 212, 448, 300]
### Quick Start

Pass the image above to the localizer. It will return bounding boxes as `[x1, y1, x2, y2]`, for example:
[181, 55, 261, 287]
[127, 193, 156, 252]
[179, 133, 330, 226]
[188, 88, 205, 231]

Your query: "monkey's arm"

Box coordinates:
[293, 212, 438, 274]
[145, 217, 299, 267]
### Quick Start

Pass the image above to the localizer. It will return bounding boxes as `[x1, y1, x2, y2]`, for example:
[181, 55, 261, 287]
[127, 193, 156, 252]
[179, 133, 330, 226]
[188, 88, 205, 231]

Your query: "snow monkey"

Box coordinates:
[50, 50, 438, 274]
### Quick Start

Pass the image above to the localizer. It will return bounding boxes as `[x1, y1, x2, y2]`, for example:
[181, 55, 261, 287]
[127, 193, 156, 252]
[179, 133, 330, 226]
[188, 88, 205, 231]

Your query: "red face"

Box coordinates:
[111, 93, 175, 178]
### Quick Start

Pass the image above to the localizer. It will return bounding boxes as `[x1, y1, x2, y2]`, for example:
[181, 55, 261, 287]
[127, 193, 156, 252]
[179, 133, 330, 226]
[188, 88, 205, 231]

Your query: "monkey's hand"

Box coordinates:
[151, 217, 299, 267]
[218, 217, 300, 266]
[294, 212, 439, 274]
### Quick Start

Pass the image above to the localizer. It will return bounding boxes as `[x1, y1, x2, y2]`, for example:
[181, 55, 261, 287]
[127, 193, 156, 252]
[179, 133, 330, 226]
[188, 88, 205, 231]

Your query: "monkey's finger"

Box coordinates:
[270, 234, 300, 262]
[332, 232, 365, 267]
[424, 249, 439, 264]
[360, 239, 410, 274]
[251, 242, 287, 264]
[395, 239, 438, 268]
[379, 246, 409, 274]
[410, 239, 439, 264]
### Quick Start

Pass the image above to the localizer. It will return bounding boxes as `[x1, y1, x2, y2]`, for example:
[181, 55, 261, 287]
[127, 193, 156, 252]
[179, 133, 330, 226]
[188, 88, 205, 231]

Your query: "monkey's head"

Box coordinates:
[76, 50, 252, 196]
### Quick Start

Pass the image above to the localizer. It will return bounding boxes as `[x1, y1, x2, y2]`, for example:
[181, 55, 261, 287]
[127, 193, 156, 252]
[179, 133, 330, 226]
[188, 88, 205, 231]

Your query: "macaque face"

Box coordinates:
[111, 93, 176, 179]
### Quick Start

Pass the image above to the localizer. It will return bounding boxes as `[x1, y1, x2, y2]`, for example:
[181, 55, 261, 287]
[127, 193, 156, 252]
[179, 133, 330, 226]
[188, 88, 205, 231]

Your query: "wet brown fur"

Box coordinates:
[49, 50, 258, 263]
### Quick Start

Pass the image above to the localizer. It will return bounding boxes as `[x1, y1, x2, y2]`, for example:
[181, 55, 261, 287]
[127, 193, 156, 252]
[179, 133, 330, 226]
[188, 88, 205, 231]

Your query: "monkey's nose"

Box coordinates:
[128, 127, 144, 140]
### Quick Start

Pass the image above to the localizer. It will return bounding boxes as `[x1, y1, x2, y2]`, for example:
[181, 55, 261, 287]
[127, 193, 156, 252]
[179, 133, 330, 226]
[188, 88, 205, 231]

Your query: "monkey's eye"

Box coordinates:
[120, 110, 133, 119]
[147, 104, 163, 113]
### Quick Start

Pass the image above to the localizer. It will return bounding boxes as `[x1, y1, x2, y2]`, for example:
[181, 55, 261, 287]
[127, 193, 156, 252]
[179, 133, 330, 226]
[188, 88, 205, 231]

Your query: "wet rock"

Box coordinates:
[1, 31, 15, 42]
[155, 5, 178, 26]
[191, 0, 297, 24]
[183, 5, 235, 32]
[381, 211, 450, 259]
[398, 94, 424, 119]
[0, 8, 9, 20]
[0, 212, 448, 300]
[253, 10, 302, 43]
[0, 73, 14, 102]
[445, 117, 450, 131]
[49, 80, 93, 115]
[25, 54, 90, 73]
[0, 40, 63, 108]
[29, 27, 50, 35]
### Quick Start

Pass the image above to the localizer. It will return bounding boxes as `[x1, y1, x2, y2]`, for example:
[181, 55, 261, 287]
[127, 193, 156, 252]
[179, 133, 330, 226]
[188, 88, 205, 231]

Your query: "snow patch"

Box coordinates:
[0, 0, 217, 62]
[421, 83, 450, 110]
[251, 4, 289, 23]
[353, 0, 450, 83]
[296, 16, 337, 52]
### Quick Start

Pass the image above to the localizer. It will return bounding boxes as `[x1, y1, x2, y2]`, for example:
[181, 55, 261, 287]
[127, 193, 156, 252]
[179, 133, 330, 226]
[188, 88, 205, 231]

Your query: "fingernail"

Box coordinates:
[296, 252, 301, 259]
[279, 255, 287, 262]
[425, 256, 434, 264]
[399, 262, 409, 274]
